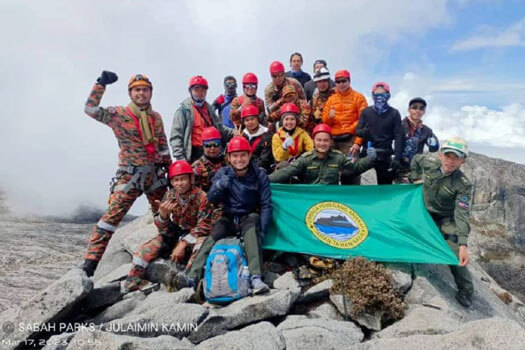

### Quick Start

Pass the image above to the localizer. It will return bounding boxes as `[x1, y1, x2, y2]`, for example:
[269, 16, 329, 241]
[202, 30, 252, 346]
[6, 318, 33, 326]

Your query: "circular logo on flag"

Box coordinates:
[305, 201, 368, 249]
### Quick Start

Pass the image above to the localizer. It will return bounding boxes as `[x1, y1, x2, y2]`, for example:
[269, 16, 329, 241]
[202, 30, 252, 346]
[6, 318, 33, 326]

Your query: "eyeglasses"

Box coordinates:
[410, 104, 425, 111]
[335, 79, 348, 84]
[244, 84, 257, 89]
[203, 141, 221, 148]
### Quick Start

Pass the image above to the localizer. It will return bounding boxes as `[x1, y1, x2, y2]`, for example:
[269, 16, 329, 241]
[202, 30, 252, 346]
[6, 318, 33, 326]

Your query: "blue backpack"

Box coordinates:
[203, 237, 252, 304]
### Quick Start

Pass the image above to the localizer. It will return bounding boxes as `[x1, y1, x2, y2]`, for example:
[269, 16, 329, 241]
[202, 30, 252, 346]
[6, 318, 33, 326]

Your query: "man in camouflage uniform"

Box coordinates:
[191, 127, 228, 192]
[307, 67, 335, 134]
[264, 61, 306, 133]
[410, 137, 474, 308]
[269, 124, 375, 184]
[124, 160, 214, 292]
[267, 84, 310, 129]
[229, 72, 266, 128]
[82, 71, 171, 277]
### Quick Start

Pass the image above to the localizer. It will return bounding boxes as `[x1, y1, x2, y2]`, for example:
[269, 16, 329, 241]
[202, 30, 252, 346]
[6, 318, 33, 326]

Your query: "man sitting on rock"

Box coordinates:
[173, 136, 273, 295]
[410, 137, 474, 308]
[124, 160, 215, 292]
[191, 127, 228, 192]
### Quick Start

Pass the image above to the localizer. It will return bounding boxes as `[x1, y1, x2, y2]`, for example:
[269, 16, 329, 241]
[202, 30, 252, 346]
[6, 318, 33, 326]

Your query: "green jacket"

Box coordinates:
[410, 153, 473, 245]
[269, 149, 373, 184]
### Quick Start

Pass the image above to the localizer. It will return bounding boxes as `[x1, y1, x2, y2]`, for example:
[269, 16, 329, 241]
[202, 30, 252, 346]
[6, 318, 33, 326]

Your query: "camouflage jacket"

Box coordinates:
[229, 95, 266, 127]
[410, 153, 473, 245]
[306, 88, 336, 133]
[264, 77, 306, 115]
[84, 84, 171, 167]
[192, 154, 227, 192]
[154, 187, 213, 245]
[269, 149, 373, 184]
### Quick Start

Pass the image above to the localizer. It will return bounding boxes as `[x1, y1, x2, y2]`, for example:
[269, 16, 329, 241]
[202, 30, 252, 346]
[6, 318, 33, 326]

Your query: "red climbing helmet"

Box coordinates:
[169, 160, 193, 179]
[202, 127, 221, 141]
[242, 72, 258, 85]
[269, 61, 285, 74]
[280, 102, 300, 115]
[227, 136, 251, 153]
[312, 123, 332, 137]
[241, 105, 259, 119]
[189, 75, 209, 89]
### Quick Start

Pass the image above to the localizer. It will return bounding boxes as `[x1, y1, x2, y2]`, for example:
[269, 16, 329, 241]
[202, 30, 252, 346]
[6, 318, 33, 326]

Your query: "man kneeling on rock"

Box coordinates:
[173, 136, 273, 295]
[124, 160, 215, 292]
[410, 137, 474, 308]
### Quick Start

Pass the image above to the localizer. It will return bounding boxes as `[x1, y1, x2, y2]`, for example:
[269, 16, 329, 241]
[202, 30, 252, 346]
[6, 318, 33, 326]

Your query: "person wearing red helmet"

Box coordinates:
[124, 160, 215, 292]
[355, 82, 403, 185]
[321, 69, 368, 184]
[173, 136, 273, 295]
[212, 75, 238, 128]
[230, 72, 266, 128]
[240, 105, 273, 171]
[191, 127, 228, 192]
[272, 103, 313, 166]
[171, 75, 234, 163]
[81, 71, 172, 277]
[264, 60, 306, 134]
[269, 123, 376, 184]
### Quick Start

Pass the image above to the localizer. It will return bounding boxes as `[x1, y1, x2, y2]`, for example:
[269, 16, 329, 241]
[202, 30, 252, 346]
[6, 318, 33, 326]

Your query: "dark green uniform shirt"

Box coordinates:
[410, 153, 473, 245]
[269, 149, 373, 185]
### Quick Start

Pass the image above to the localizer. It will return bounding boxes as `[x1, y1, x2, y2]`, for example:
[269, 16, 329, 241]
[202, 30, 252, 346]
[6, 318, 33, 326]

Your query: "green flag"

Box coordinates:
[263, 184, 459, 265]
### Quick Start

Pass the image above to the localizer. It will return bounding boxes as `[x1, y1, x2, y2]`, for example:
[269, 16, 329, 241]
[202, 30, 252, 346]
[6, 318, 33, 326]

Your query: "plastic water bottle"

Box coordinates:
[241, 266, 250, 280]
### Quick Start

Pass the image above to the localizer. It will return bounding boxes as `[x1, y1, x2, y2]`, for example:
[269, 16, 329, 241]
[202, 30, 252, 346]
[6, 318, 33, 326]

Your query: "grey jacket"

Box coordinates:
[170, 97, 234, 161]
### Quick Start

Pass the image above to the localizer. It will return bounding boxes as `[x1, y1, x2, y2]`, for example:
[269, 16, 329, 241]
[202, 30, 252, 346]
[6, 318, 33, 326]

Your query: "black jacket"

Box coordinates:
[243, 129, 274, 172]
[285, 71, 312, 87]
[355, 106, 403, 161]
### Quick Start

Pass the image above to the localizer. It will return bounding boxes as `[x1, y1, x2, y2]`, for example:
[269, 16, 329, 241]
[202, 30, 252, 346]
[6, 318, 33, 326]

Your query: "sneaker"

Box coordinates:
[251, 275, 269, 295]
[81, 259, 99, 277]
[170, 272, 195, 291]
[455, 292, 473, 308]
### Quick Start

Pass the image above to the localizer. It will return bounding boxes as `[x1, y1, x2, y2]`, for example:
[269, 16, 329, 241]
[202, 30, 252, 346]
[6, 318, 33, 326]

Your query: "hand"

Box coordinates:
[349, 144, 361, 157]
[215, 95, 225, 106]
[217, 174, 233, 190]
[458, 245, 469, 266]
[97, 70, 118, 86]
[412, 179, 424, 184]
[233, 124, 242, 137]
[271, 91, 280, 102]
[314, 109, 321, 120]
[366, 146, 377, 160]
[170, 240, 188, 262]
[390, 158, 401, 171]
[427, 136, 437, 147]
[155, 199, 177, 220]
[329, 106, 336, 119]
[282, 135, 294, 150]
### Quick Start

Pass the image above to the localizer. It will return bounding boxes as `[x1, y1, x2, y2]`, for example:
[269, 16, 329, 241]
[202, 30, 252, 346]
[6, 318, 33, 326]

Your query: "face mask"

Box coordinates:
[191, 92, 205, 106]
[372, 92, 391, 115]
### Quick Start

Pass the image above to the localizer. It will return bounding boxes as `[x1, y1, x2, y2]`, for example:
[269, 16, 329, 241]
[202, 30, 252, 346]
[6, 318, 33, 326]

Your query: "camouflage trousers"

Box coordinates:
[84, 171, 166, 262]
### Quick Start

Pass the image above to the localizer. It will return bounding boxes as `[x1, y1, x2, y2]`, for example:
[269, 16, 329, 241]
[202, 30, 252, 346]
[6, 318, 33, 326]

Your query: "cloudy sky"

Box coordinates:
[1, 0, 524, 216]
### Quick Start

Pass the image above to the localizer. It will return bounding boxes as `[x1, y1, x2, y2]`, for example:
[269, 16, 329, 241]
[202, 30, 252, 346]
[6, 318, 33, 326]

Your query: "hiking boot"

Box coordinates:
[169, 272, 195, 291]
[456, 292, 473, 308]
[82, 259, 99, 277]
[124, 265, 148, 292]
[251, 275, 269, 295]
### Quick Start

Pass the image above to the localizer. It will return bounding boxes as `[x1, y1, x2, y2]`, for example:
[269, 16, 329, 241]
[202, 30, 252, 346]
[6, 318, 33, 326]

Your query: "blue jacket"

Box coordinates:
[208, 162, 273, 236]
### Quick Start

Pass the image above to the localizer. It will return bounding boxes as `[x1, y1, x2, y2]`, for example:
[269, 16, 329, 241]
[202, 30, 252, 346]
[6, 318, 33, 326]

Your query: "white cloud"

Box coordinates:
[451, 17, 525, 50]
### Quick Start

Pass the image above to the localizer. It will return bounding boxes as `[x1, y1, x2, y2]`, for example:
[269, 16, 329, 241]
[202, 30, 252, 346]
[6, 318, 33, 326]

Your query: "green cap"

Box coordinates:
[440, 137, 468, 158]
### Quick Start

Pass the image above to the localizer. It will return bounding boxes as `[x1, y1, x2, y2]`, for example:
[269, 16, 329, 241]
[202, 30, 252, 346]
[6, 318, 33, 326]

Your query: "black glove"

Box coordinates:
[390, 158, 401, 171]
[97, 71, 118, 86]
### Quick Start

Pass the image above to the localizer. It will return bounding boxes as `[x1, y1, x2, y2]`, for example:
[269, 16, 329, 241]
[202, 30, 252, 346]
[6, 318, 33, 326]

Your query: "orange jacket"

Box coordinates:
[321, 88, 367, 144]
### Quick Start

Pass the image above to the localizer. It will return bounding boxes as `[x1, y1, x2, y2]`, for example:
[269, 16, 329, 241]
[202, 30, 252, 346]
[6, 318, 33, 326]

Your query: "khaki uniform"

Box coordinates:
[269, 149, 373, 184]
[410, 153, 474, 296]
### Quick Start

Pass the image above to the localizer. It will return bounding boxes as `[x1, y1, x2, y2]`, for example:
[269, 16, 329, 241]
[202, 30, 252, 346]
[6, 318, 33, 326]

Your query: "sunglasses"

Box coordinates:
[225, 81, 237, 88]
[271, 73, 284, 78]
[410, 104, 425, 111]
[335, 79, 348, 84]
[244, 84, 257, 89]
[203, 141, 221, 148]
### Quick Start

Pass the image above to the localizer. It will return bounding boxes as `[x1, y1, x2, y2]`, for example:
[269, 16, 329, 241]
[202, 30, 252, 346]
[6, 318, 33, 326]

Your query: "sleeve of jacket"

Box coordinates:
[256, 134, 274, 170]
[185, 196, 213, 243]
[428, 128, 440, 153]
[272, 133, 290, 162]
[217, 121, 234, 142]
[170, 106, 188, 161]
[265, 85, 280, 114]
[454, 181, 473, 245]
[269, 155, 306, 183]
[393, 110, 404, 161]
[207, 167, 228, 204]
[341, 156, 373, 177]
[84, 84, 115, 127]
[321, 96, 334, 125]
[154, 115, 172, 165]
[349, 93, 368, 145]
[303, 132, 314, 152]
[409, 153, 427, 181]
[294, 79, 307, 102]
[257, 171, 273, 237]
[354, 108, 368, 138]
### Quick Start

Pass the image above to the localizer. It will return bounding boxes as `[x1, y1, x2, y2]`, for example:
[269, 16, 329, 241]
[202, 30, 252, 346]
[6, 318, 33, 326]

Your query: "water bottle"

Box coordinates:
[241, 266, 250, 280]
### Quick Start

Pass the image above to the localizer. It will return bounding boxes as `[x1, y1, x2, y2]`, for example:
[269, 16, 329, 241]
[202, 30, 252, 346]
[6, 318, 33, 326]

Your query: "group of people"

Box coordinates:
[80, 52, 475, 308]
